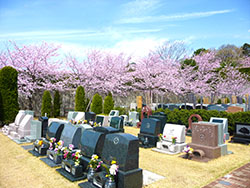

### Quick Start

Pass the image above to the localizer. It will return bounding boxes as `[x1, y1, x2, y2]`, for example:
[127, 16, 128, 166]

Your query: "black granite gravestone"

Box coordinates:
[93, 126, 120, 134]
[60, 124, 82, 148]
[39, 116, 48, 138]
[138, 118, 161, 148]
[231, 123, 250, 145]
[110, 116, 124, 132]
[149, 113, 166, 133]
[85, 112, 96, 123]
[82, 133, 143, 188]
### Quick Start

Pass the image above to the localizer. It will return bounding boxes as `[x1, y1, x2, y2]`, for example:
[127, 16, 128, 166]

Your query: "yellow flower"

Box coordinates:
[111, 160, 116, 165]
[84, 120, 87, 123]
[94, 155, 99, 160]
[38, 140, 43, 146]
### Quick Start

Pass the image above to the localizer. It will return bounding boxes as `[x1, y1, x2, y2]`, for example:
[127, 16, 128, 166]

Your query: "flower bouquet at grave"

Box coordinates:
[172, 137, 177, 144]
[49, 137, 57, 150]
[72, 150, 82, 166]
[53, 140, 65, 155]
[102, 160, 119, 187]
[63, 144, 75, 160]
[93, 122, 101, 127]
[158, 134, 163, 141]
[87, 154, 103, 182]
[182, 145, 193, 159]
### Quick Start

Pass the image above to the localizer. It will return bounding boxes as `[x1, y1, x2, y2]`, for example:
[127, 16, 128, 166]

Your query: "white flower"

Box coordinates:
[110, 164, 118, 175]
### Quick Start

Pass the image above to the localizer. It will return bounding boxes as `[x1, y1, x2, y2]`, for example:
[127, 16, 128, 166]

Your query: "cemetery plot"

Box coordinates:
[230, 123, 250, 145]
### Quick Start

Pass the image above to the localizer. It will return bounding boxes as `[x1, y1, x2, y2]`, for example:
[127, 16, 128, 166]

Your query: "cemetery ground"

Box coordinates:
[0, 126, 250, 188]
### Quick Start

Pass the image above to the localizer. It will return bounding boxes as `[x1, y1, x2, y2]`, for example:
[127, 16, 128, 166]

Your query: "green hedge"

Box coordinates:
[154, 108, 250, 134]
[114, 106, 128, 116]
[0, 66, 19, 124]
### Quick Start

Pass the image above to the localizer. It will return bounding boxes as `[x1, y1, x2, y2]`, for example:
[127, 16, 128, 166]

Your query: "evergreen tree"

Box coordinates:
[91, 93, 103, 114]
[0, 66, 19, 124]
[53, 90, 61, 117]
[41, 90, 52, 117]
[75, 86, 86, 111]
[103, 92, 114, 114]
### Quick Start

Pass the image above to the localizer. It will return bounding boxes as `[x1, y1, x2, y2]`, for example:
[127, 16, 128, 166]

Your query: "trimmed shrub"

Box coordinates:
[114, 106, 127, 116]
[225, 97, 230, 103]
[75, 86, 86, 112]
[154, 108, 250, 135]
[91, 93, 103, 114]
[217, 99, 222, 104]
[103, 92, 114, 115]
[53, 90, 61, 117]
[0, 66, 19, 124]
[41, 90, 52, 117]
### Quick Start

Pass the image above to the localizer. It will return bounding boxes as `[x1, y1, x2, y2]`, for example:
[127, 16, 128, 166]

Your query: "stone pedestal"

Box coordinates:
[155, 141, 187, 154]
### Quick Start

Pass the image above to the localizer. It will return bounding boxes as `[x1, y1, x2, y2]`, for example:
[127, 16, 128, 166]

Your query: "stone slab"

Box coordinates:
[152, 148, 180, 155]
[56, 168, 86, 182]
[78, 169, 165, 187]
[21, 145, 33, 150]
[28, 150, 44, 157]
[40, 157, 61, 168]
[12, 138, 31, 144]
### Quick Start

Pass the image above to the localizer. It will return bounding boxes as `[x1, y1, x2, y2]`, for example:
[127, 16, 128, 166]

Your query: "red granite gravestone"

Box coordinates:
[188, 122, 221, 161]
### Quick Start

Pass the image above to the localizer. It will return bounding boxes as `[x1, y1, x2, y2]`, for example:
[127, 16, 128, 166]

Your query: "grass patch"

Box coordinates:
[0, 126, 250, 188]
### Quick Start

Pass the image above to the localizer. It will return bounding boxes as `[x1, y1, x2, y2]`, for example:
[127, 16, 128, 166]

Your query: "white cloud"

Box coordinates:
[248, 29, 250, 32]
[122, 0, 161, 16]
[117, 9, 234, 24]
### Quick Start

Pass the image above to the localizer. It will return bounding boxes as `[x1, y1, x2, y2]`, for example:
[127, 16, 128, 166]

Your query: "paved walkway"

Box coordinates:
[203, 163, 250, 188]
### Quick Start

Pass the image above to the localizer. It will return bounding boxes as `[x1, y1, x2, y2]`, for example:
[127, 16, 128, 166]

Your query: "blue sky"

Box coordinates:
[0, 0, 249, 58]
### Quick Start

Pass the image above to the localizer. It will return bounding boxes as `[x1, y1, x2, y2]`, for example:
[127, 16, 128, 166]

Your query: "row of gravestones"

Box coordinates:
[139, 112, 250, 161]
[27, 117, 142, 188]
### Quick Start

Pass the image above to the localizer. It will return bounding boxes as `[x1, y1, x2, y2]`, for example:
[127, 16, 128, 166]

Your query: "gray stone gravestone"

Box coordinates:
[25, 120, 42, 142]
[128, 111, 139, 127]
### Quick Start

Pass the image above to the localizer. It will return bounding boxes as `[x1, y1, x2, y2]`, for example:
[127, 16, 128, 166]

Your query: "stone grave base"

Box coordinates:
[188, 143, 221, 159]
[56, 168, 87, 182]
[230, 137, 250, 145]
[28, 150, 45, 157]
[40, 157, 61, 167]
[179, 154, 211, 162]
[152, 148, 180, 155]
[12, 138, 31, 144]
[21, 144, 33, 150]
[78, 169, 165, 188]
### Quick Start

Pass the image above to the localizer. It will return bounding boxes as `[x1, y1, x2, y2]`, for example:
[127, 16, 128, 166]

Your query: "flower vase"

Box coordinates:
[184, 153, 189, 159]
[87, 167, 96, 182]
[105, 177, 116, 188]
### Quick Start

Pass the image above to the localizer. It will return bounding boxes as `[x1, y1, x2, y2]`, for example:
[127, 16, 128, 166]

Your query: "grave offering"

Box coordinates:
[153, 124, 187, 154]
[230, 123, 250, 145]
[149, 112, 167, 133]
[109, 116, 124, 132]
[85, 112, 96, 123]
[31, 121, 65, 156]
[79, 133, 143, 188]
[2, 110, 26, 135]
[187, 122, 222, 162]
[138, 118, 161, 148]
[9, 114, 33, 139]
[128, 111, 140, 127]
[210, 117, 229, 140]
[95, 115, 109, 127]
[46, 123, 82, 165]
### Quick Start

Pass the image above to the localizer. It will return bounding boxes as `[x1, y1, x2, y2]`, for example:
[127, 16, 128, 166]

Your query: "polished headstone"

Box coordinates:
[210, 117, 229, 140]
[60, 123, 82, 148]
[101, 133, 139, 172]
[46, 121, 65, 141]
[231, 123, 250, 144]
[109, 116, 124, 132]
[140, 118, 161, 136]
[95, 115, 109, 126]
[85, 112, 96, 122]
[149, 114, 166, 133]
[93, 126, 120, 134]
[128, 111, 139, 127]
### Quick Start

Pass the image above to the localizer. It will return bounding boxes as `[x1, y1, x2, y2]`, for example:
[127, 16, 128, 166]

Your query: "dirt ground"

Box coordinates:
[0, 126, 250, 188]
